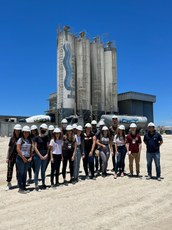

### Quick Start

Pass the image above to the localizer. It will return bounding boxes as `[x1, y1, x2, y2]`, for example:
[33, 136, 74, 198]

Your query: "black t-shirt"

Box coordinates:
[84, 132, 94, 154]
[34, 135, 49, 151]
[144, 132, 163, 153]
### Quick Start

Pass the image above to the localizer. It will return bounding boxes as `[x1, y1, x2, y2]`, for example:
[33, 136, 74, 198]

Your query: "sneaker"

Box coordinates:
[114, 173, 117, 179]
[86, 176, 90, 180]
[42, 184, 47, 190]
[157, 177, 161, 181]
[18, 189, 27, 194]
[35, 186, 41, 192]
[128, 173, 133, 177]
[5, 182, 12, 191]
[63, 180, 68, 186]
[24, 188, 30, 193]
[121, 172, 124, 177]
[55, 182, 60, 187]
[146, 175, 151, 180]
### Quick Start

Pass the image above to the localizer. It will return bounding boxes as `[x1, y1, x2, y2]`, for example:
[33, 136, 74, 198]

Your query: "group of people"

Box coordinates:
[5, 115, 163, 194]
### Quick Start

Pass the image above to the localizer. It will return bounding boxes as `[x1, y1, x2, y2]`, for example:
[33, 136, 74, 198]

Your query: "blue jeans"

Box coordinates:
[34, 154, 48, 186]
[73, 147, 81, 180]
[16, 155, 30, 190]
[146, 152, 161, 178]
[114, 146, 126, 174]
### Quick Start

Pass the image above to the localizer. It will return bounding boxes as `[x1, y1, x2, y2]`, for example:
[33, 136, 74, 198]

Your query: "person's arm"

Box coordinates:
[96, 139, 105, 148]
[49, 145, 54, 163]
[17, 143, 28, 163]
[72, 141, 77, 161]
[34, 142, 44, 160]
[89, 136, 96, 156]
[109, 139, 113, 153]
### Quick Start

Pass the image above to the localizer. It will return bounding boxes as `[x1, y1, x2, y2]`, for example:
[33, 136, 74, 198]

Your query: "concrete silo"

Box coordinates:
[90, 37, 105, 120]
[104, 42, 118, 113]
[57, 26, 76, 122]
[76, 32, 91, 121]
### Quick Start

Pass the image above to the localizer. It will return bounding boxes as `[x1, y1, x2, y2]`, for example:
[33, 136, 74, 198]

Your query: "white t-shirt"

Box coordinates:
[49, 139, 62, 155]
[113, 135, 125, 146]
[75, 134, 81, 146]
[17, 138, 31, 157]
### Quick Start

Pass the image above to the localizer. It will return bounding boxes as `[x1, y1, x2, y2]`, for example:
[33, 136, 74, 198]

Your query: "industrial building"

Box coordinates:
[46, 25, 156, 125]
[56, 26, 118, 124]
[118, 91, 156, 123]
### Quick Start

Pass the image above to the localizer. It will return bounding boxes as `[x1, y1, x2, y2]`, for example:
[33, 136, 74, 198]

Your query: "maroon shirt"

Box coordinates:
[126, 133, 142, 153]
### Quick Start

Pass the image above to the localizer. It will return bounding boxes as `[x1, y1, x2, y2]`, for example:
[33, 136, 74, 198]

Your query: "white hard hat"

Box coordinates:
[148, 122, 155, 127]
[53, 128, 61, 133]
[99, 120, 105, 126]
[118, 125, 125, 130]
[48, 125, 54, 131]
[31, 125, 38, 131]
[91, 120, 97, 125]
[40, 123, 48, 129]
[130, 123, 137, 128]
[72, 123, 77, 129]
[76, 125, 83, 131]
[22, 126, 30, 132]
[61, 119, 68, 124]
[66, 125, 73, 131]
[85, 123, 92, 128]
[13, 124, 22, 130]
[112, 115, 118, 119]
[102, 126, 108, 131]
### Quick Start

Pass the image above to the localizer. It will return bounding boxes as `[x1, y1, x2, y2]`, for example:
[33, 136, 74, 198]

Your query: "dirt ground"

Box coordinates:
[0, 135, 172, 230]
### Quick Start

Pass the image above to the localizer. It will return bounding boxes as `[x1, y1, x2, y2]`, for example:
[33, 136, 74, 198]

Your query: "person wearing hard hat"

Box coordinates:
[96, 126, 113, 177]
[62, 125, 77, 185]
[33, 123, 49, 191]
[95, 120, 105, 174]
[91, 120, 99, 175]
[49, 128, 62, 187]
[27, 125, 39, 184]
[61, 119, 68, 135]
[72, 123, 78, 135]
[126, 123, 142, 177]
[143, 122, 163, 181]
[91, 120, 98, 135]
[5, 124, 22, 191]
[45, 125, 55, 171]
[16, 126, 33, 193]
[73, 125, 84, 183]
[113, 125, 127, 179]
[109, 115, 118, 172]
[83, 123, 96, 179]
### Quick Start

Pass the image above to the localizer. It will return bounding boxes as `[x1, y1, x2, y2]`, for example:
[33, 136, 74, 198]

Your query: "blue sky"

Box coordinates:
[0, 0, 172, 125]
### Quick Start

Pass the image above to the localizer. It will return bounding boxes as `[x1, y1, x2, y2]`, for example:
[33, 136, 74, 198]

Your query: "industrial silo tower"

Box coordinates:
[57, 26, 76, 122]
[76, 32, 91, 121]
[90, 37, 105, 120]
[104, 41, 118, 113]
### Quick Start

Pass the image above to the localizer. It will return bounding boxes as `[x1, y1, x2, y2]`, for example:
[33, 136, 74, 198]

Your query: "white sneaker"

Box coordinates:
[157, 177, 161, 181]
[5, 182, 12, 191]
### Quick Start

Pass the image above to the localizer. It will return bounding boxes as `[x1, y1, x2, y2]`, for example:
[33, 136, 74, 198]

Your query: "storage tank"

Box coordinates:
[57, 26, 76, 121]
[104, 42, 118, 113]
[99, 114, 148, 131]
[76, 32, 91, 120]
[90, 37, 105, 120]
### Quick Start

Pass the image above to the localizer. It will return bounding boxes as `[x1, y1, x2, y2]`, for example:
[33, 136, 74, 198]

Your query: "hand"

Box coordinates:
[89, 152, 92, 157]
[42, 154, 48, 161]
[116, 152, 119, 157]
[6, 158, 9, 164]
[51, 158, 54, 163]
[111, 152, 114, 156]
[22, 157, 28, 163]
[82, 154, 85, 159]
[71, 155, 74, 161]
[27, 157, 32, 162]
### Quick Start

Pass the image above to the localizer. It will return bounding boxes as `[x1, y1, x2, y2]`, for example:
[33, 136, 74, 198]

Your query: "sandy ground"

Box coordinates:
[0, 135, 172, 230]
